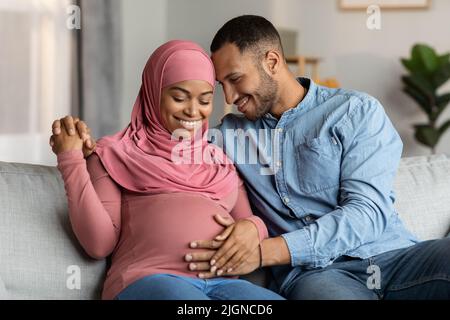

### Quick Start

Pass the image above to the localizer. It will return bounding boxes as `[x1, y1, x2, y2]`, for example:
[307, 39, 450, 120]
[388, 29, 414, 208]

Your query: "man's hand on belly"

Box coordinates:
[184, 250, 218, 278]
[186, 215, 260, 278]
[184, 214, 233, 278]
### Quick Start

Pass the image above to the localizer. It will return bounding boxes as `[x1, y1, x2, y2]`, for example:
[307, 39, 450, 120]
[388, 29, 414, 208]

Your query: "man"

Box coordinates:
[51, 15, 450, 299]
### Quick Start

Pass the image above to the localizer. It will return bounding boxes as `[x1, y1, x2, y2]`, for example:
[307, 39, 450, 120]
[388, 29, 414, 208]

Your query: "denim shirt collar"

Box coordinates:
[263, 77, 317, 126]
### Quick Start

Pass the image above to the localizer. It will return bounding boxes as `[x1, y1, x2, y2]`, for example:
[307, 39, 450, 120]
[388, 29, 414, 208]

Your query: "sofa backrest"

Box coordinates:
[0, 154, 449, 299]
[0, 161, 106, 300]
[393, 154, 450, 240]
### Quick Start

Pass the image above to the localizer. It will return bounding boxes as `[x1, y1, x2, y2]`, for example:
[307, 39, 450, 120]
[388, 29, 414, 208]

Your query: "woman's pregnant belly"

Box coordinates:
[113, 192, 234, 275]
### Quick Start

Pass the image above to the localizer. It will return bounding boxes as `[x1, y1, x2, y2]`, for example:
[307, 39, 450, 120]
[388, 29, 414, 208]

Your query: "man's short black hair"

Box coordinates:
[210, 15, 284, 57]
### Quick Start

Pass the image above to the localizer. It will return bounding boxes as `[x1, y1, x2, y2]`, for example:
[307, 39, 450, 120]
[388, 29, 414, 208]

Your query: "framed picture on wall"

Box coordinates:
[339, 0, 430, 10]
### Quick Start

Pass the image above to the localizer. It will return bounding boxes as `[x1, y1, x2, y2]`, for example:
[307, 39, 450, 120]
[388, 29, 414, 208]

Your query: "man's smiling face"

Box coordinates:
[211, 42, 278, 121]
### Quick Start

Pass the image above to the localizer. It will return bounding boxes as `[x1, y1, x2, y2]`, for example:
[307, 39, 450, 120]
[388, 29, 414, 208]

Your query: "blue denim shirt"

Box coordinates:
[213, 78, 418, 274]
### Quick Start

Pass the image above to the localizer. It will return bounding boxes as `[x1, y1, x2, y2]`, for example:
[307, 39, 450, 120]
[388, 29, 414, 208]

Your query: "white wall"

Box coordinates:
[272, 0, 450, 156]
[121, 0, 275, 130]
[120, 0, 450, 156]
[166, 0, 276, 129]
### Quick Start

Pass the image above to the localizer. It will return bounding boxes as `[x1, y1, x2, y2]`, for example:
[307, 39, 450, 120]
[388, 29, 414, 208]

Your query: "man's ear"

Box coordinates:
[264, 50, 282, 75]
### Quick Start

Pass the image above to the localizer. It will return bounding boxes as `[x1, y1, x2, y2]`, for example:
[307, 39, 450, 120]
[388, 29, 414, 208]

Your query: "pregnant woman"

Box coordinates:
[51, 40, 283, 300]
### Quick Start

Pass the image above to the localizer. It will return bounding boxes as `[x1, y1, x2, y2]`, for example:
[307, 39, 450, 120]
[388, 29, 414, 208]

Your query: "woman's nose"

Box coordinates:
[184, 103, 199, 117]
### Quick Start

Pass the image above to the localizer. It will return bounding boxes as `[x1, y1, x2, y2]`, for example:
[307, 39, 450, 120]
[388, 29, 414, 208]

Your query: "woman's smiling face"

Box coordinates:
[160, 80, 214, 136]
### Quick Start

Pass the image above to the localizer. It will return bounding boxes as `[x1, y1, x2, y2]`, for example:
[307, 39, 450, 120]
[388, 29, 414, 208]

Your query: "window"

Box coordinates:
[0, 0, 73, 165]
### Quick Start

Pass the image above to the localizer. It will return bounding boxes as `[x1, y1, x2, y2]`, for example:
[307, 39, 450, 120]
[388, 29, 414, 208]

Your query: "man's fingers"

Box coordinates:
[88, 138, 96, 150]
[52, 120, 61, 135]
[49, 136, 54, 147]
[188, 262, 211, 272]
[76, 120, 90, 140]
[190, 239, 223, 249]
[215, 225, 234, 241]
[197, 271, 217, 279]
[62, 116, 75, 135]
[212, 244, 239, 270]
[82, 138, 96, 159]
[185, 250, 215, 262]
[74, 121, 96, 150]
[222, 249, 247, 274]
[210, 237, 236, 266]
[86, 138, 92, 149]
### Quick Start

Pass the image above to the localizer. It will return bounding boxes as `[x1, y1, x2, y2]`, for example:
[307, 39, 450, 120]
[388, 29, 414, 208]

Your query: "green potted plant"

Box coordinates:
[401, 44, 450, 154]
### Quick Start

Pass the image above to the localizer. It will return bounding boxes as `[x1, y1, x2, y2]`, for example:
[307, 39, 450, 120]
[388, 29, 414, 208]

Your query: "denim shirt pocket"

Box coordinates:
[295, 136, 341, 194]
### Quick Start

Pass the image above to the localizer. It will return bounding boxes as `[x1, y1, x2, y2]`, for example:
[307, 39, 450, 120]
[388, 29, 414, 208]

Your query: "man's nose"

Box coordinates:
[222, 83, 238, 105]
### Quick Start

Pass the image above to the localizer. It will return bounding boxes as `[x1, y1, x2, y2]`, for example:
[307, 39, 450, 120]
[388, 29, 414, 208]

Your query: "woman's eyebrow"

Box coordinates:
[169, 87, 213, 96]
[169, 87, 190, 95]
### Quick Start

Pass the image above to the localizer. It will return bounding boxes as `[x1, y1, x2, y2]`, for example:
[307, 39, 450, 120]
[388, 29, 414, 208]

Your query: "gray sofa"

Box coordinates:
[1, 154, 449, 299]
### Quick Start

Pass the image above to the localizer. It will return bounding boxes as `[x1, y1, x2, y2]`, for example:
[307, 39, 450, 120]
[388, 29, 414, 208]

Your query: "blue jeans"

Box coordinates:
[278, 237, 450, 299]
[115, 274, 285, 300]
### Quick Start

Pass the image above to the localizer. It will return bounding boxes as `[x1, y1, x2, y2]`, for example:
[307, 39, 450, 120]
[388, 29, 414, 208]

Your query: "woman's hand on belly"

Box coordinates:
[185, 250, 217, 278]
[184, 214, 232, 278]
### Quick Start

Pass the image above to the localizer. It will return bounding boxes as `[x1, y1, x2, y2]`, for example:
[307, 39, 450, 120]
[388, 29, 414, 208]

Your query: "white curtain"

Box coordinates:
[0, 0, 72, 165]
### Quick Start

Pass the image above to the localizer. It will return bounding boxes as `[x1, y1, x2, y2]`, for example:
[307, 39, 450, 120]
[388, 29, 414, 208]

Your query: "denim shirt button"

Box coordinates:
[283, 196, 290, 204]
[305, 215, 313, 222]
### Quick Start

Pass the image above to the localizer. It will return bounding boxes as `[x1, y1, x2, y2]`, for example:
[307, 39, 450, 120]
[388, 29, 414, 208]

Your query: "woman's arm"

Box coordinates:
[57, 151, 121, 259]
[229, 177, 268, 242]
[54, 125, 121, 260]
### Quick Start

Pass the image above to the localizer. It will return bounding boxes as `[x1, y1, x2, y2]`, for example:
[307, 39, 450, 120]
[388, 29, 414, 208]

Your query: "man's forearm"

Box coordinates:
[260, 236, 291, 267]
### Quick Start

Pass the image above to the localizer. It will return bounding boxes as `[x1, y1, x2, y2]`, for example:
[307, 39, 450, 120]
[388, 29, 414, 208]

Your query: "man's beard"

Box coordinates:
[250, 67, 278, 120]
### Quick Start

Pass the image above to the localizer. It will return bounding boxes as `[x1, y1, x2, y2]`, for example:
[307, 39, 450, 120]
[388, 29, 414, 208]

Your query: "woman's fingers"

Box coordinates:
[75, 120, 96, 151]
[76, 120, 89, 140]
[52, 120, 61, 135]
[187, 217, 234, 250]
[62, 116, 76, 135]
[215, 225, 234, 241]
[50, 118, 84, 155]
[214, 214, 234, 227]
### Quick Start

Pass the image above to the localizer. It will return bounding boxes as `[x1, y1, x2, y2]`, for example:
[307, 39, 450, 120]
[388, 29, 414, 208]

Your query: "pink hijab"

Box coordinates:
[94, 40, 237, 199]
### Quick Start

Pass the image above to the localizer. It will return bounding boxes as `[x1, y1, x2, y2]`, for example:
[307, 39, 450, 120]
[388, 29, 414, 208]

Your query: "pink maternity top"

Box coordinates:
[57, 149, 268, 300]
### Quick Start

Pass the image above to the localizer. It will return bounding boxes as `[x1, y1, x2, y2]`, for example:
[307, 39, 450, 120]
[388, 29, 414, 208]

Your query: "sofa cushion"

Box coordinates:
[1, 154, 448, 299]
[393, 154, 450, 241]
[0, 161, 106, 299]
